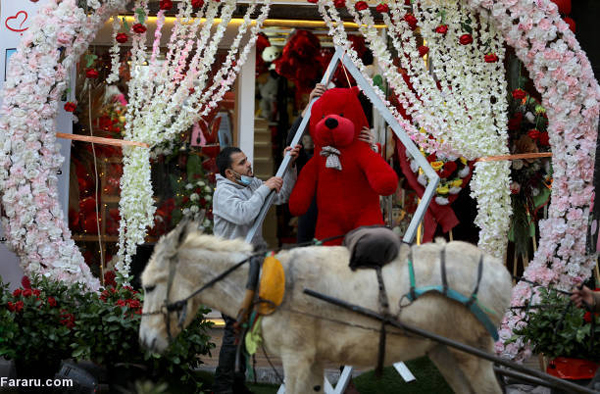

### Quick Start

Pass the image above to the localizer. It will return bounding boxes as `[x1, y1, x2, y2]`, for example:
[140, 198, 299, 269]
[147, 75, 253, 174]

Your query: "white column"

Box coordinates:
[236, 45, 256, 164]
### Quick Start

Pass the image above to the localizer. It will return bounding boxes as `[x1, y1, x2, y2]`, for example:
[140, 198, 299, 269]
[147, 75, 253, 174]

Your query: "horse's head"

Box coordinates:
[139, 218, 202, 353]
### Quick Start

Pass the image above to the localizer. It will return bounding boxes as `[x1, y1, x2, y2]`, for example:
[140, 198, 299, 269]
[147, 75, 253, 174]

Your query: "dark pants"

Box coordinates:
[213, 314, 248, 394]
[297, 197, 318, 244]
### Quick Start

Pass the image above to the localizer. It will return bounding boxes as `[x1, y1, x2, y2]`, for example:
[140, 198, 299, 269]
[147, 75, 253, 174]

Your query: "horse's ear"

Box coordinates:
[174, 217, 191, 245]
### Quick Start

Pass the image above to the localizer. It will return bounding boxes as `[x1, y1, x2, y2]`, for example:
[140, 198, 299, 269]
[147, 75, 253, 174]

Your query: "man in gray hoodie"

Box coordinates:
[211, 144, 299, 393]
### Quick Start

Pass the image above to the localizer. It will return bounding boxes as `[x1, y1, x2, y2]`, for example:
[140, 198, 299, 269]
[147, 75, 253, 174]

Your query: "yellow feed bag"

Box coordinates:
[257, 255, 285, 315]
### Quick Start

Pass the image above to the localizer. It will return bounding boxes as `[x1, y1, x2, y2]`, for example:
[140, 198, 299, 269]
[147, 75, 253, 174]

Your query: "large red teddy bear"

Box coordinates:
[289, 87, 398, 245]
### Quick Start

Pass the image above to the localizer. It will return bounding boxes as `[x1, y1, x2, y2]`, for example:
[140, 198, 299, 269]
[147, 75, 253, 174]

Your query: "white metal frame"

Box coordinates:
[247, 46, 440, 392]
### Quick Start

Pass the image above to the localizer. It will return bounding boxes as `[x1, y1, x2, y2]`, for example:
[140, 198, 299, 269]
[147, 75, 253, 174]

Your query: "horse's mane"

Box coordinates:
[181, 232, 253, 254]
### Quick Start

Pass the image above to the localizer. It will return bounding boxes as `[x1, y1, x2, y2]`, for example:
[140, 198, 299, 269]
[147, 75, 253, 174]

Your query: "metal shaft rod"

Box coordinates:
[303, 288, 598, 394]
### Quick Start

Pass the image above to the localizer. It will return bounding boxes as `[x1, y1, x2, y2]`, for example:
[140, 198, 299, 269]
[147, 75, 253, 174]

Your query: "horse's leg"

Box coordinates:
[446, 340, 503, 394]
[428, 345, 476, 394]
[429, 344, 502, 394]
[281, 352, 323, 394]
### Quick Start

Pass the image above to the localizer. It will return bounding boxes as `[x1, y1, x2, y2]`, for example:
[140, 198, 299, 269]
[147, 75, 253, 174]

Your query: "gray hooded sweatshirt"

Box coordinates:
[212, 170, 297, 248]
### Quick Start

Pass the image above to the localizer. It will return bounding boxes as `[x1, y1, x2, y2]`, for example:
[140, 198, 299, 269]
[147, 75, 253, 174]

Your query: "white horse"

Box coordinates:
[139, 221, 512, 393]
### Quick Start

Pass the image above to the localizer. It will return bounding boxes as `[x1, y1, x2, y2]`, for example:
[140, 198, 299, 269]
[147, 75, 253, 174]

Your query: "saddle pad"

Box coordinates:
[343, 226, 401, 270]
[258, 255, 285, 315]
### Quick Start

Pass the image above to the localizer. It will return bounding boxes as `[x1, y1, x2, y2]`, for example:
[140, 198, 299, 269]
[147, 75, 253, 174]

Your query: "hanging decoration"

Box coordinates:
[115, 0, 272, 276]
[316, 0, 511, 257]
[0, 0, 130, 291]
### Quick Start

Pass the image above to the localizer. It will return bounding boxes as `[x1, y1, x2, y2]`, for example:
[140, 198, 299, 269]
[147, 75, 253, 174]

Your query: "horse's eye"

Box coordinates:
[144, 285, 156, 293]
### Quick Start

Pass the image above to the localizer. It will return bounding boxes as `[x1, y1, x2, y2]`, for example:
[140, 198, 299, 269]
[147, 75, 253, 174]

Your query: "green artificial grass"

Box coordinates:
[353, 357, 453, 394]
[161, 356, 452, 393]
[244, 356, 452, 394]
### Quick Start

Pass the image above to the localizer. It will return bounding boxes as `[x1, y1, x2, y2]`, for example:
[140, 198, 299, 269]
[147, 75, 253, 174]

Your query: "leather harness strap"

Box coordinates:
[375, 267, 390, 377]
[406, 247, 499, 341]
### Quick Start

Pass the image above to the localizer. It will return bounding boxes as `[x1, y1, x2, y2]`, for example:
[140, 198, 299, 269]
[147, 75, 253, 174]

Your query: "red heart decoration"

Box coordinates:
[5, 11, 29, 33]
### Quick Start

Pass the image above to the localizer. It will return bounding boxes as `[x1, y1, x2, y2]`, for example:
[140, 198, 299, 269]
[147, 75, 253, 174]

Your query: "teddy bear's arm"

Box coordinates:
[288, 157, 319, 216]
[358, 149, 399, 196]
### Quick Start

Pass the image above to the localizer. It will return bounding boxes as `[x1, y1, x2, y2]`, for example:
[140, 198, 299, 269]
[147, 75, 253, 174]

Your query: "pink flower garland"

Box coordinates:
[0, 0, 128, 291]
[463, 0, 600, 361]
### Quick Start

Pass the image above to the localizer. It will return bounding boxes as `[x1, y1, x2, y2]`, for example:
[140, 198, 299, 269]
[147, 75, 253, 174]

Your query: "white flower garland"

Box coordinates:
[116, 0, 272, 277]
[461, 0, 599, 361]
[320, 0, 511, 258]
[0, 0, 129, 290]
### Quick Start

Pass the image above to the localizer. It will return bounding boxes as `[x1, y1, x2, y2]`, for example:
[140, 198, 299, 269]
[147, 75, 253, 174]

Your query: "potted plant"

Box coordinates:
[512, 287, 600, 382]
[1, 275, 215, 392]
[0, 275, 88, 380]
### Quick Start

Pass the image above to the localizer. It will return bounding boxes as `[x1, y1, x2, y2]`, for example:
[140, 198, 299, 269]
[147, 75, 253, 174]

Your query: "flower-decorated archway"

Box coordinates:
[0, 0, 598, 360]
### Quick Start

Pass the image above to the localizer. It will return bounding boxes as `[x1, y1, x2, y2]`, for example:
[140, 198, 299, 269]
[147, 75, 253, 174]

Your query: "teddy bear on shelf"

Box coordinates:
[288, 87, 398, 245]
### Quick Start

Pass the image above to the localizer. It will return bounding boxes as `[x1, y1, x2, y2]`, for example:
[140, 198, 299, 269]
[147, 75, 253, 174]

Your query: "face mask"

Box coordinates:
[231, 170, 253, 186]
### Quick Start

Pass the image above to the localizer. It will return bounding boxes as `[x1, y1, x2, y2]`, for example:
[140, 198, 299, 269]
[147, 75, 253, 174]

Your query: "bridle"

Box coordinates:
[142, 252, 262, 342]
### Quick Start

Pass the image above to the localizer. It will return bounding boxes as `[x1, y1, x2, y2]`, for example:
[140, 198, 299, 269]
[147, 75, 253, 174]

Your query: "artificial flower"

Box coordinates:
[85, 68, 99, 78]
[159, 0, 173, 10]
[355, 1, 368, 11]
[404, 13, 418, 30]
[484, 53, 499, 63]
[334, 0, 345, 7]
[63, 101, 77, 112]
[435, 25, 448, 35]
[459, 33, 473, 45]
[512, 88, 527, 100]
[192, 0, 204, 7]
[115, 32, 128, 43]
[418, 45, 429, 57]
[376, 3, 389, 13]
[132, 23, 147, 34]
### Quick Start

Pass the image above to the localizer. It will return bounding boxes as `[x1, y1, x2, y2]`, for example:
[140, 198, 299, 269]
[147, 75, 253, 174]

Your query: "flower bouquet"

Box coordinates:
[512, 287, 600, 380]
[507, 87, 552, 257]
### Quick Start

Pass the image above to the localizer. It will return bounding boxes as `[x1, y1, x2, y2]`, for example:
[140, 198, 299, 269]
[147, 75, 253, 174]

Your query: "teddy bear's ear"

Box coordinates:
[351, 86, 361, 96]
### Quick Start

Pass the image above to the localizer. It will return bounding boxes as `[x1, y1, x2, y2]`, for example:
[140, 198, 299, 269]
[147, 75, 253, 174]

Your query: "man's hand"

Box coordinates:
[264, 176, 283, 192]
[571, 285, 595, 309]
[358, 126, 379, 152]
[358, 126, 374, 145]
[302, 84, 327, 116]
[284, 144, 302, 163]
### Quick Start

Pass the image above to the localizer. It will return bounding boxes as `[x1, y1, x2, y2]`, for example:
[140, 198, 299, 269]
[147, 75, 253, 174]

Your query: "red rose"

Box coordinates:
[484, 53, 499, 63]
[585, 311, 592, 323]
[159, 0, 173, 10]
[116, 299, 127, 307]
[115, 33, 128, 43]
[128, 300, 141, 309]
[86, 68, 99, 79]
[538, 132, 550, 146]
[33, 289, 41, 297]
[355, 1, 368, 11]
[48, 297, 57, 307]
[21, 276, 31, 289]
[404, 14, 418, 30]
[192, 0, 204, 7]
[307, 0, 318, 3]
[64, 101, 77, 112]
[527, 129, 540, 140]
[22, 289, 33, 297]
[512, 88, 527, 100]
[459, 33, 473, 45]
[7, 302, 16, 312]
[376, 3, 389, 13]
[104, 270, 117, 287]
[12, 289, 22, 297]
[435, 25, 448, 35]
[418, 45, 429, 57]
[15, 301, 23, 312]
[132, 23, 147, 34]
[334, 0, 345, 7]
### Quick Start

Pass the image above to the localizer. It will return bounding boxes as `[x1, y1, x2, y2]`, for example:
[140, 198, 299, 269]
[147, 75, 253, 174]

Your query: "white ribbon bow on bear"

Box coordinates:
[320, 146, 342, 170]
